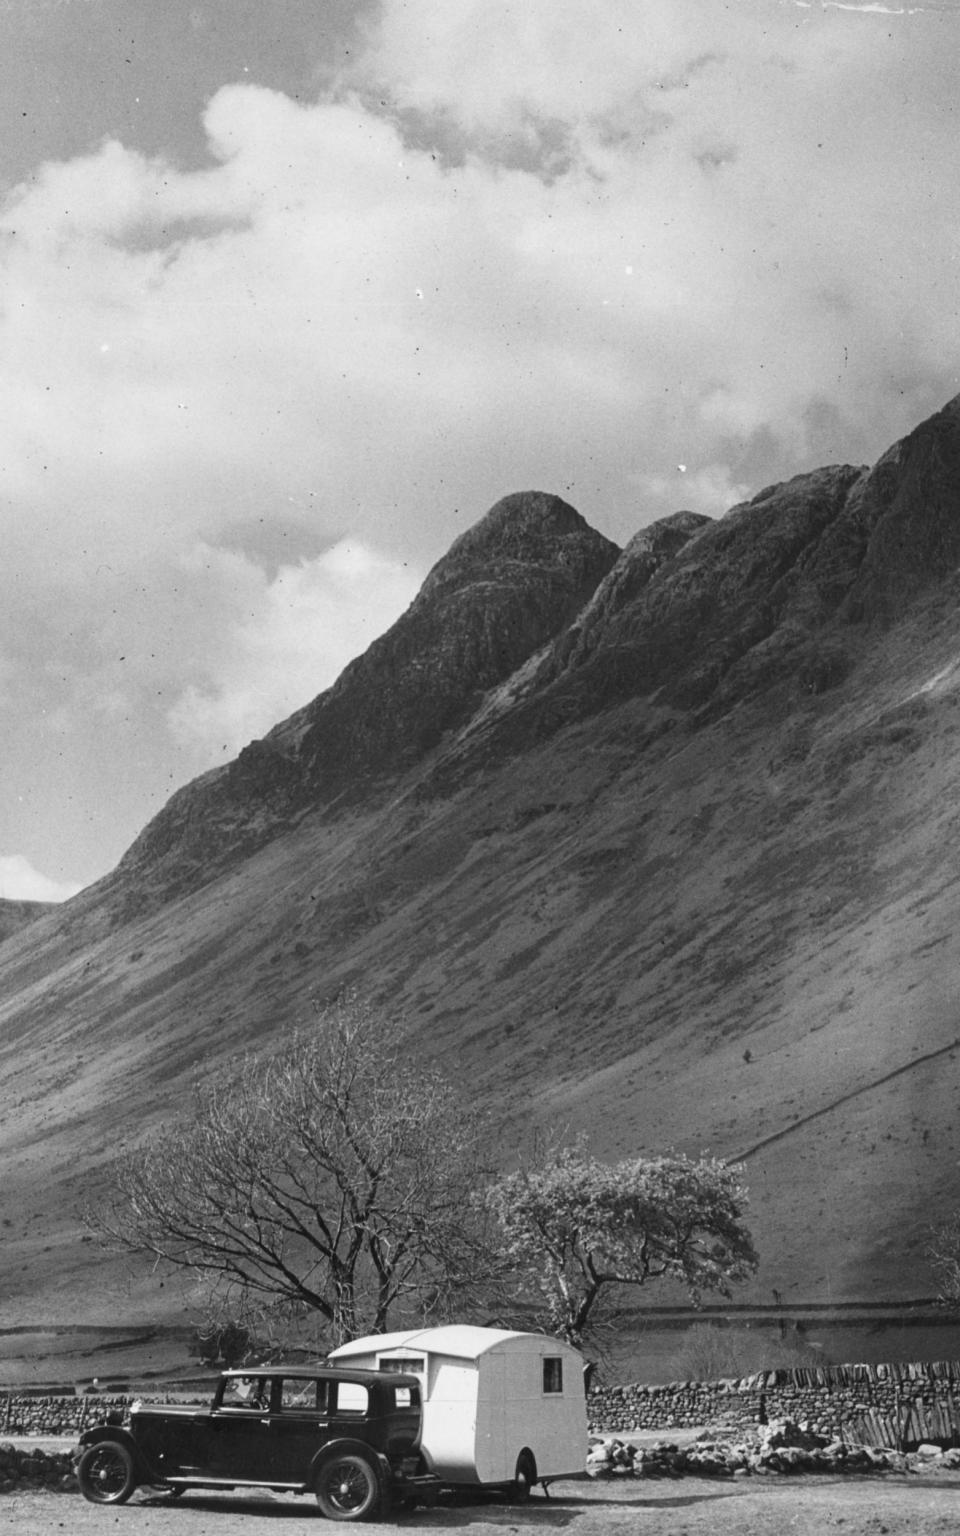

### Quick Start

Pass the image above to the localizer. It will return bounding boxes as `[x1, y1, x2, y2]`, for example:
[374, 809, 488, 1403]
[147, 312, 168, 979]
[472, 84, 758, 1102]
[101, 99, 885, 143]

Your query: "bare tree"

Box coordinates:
[90, 994, 496, 1344]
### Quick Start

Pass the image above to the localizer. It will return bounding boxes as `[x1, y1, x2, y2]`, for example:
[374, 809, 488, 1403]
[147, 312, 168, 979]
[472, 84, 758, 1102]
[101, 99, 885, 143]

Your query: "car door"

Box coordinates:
[129, 1404, 213, 1480]
[263, 1377, 333, 1484]
[206, 1375, 279, 1483]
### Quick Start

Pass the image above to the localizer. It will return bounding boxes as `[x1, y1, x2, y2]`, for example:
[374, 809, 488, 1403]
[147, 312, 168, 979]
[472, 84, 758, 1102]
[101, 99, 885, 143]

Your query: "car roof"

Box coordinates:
[222, 1365, 420, 1386]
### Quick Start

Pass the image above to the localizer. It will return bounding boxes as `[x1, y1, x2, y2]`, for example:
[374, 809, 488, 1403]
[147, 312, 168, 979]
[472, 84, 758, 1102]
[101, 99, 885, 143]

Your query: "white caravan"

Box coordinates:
[329, 1325, 587, 1494]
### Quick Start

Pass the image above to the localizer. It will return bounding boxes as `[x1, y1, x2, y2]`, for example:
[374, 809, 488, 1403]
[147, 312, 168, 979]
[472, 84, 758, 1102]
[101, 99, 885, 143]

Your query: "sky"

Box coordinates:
[1, 0, 960, 900]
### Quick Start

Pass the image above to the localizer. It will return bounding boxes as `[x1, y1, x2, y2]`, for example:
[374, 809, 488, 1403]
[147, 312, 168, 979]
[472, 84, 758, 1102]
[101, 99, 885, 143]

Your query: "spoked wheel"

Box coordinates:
[77, 1441, 137, 1505]
[511, 1450, 537, 1503]
[314, 1452, 383, 1521]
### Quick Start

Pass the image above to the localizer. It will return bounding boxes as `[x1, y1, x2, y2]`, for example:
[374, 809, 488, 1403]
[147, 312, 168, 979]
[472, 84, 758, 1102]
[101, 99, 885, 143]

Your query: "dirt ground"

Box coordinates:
[5, 1473, 960, 1536]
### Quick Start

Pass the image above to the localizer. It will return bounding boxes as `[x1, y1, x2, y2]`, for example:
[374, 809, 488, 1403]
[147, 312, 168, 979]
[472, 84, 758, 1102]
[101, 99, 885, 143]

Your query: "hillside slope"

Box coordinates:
[0, 899, 52, 944]
[4, 403, 960, 1331]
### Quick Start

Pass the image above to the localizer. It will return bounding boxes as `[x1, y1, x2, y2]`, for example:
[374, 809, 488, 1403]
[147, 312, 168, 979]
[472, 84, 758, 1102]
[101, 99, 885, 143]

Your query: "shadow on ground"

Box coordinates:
[138, 1482, 742, 1525]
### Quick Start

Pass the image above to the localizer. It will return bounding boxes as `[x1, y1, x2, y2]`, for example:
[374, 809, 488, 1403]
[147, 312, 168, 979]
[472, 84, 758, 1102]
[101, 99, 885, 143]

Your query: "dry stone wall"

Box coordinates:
[588, 1359, 960, 1445]
[1, 1393, 159, 1491]
[2, 1393, 133, 1438]
[6, 1359, 960, 1454]
[0, 1442, 76, 1493]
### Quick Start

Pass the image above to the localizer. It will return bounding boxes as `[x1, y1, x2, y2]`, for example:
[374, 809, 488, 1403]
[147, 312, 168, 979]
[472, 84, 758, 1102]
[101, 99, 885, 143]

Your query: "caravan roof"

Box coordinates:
[332, 1326, 538, 1361]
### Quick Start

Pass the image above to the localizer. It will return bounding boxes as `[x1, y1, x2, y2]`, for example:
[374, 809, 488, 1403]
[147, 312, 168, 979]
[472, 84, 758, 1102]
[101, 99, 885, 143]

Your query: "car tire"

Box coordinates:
[314, 1452, 383, 1521]
[77, 1441, 137, 1504]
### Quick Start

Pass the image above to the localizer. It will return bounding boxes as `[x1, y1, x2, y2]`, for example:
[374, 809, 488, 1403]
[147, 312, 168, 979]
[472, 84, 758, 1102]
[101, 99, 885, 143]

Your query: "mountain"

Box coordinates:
[0, 899, 52, 944]
[5, 399, 960, 1344]
[105, 491, 619, 913]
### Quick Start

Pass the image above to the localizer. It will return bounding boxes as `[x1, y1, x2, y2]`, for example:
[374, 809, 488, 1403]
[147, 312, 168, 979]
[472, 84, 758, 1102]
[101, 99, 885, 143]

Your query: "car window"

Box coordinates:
[281, 1378, 321, 1411]
[332, 1380, 369, 1414]
[220, 1376, 271, 1410]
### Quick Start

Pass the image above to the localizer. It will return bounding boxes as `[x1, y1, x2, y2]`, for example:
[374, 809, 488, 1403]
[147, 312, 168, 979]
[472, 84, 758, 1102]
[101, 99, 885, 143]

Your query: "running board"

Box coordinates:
[164, 1476, 304, 1491]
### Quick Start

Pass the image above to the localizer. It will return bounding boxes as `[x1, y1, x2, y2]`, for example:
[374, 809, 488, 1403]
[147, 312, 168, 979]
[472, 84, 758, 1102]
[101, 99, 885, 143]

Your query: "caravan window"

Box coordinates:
[542, 1357, 563, 1394]
[379, 1356, 425, 1375]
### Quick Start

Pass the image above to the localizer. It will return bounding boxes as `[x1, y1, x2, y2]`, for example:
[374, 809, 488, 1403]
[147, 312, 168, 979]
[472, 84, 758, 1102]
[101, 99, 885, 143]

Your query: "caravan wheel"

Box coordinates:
[511, 1450, 537, 1503]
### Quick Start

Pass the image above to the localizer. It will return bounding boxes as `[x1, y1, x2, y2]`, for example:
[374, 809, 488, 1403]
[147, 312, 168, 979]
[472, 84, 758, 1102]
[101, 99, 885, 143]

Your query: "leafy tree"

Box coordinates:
[91, 994, 496, 1344]
[486, 1140, 758, 1349]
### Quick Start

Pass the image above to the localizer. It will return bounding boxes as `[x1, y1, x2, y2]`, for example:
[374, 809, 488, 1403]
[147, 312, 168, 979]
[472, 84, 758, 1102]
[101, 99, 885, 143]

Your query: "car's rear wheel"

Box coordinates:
[77, 1441, 137, 1504]
[314, 1452, 383, 1521]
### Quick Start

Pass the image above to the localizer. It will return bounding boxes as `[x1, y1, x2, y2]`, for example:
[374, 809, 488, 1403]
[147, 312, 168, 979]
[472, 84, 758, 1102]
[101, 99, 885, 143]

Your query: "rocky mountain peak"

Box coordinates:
[837, 391, 960, 623]
[542, 509, 714, 681]
[113, 395, 960, 905]
[419, 490, 604, 600]
[116, 490, 620, 897]
[293, 490, 619, 780]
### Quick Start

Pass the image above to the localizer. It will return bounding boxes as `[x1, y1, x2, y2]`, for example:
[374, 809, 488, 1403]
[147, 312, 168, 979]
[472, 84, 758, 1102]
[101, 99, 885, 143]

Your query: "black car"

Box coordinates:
[75, 1365, 436, 1519]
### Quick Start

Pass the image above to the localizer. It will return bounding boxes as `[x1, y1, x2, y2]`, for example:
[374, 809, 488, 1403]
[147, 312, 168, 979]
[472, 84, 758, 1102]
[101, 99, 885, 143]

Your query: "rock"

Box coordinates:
[586, 1437, 617, 1476]
[758, 1419, 828, 1453]
[837, 394, 960, 623]
[516, 463, 864, 724]
[914, 1443, 944, 1462]
[538, 510, 711, 681]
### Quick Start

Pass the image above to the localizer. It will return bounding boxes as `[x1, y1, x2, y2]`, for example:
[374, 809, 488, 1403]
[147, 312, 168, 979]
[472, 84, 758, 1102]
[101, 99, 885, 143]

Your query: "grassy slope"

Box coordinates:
[3, 577, 960, 1339]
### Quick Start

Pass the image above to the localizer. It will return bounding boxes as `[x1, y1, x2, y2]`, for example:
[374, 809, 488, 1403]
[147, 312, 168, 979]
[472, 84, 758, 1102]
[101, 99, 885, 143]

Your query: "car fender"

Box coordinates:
[308, 1436, 392, 1487]
[75, 1425, 155, 1484]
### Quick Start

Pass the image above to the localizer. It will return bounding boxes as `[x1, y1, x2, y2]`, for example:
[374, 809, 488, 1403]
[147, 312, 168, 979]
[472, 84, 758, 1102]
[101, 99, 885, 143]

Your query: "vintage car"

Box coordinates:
[74, 1364, 435, 1519]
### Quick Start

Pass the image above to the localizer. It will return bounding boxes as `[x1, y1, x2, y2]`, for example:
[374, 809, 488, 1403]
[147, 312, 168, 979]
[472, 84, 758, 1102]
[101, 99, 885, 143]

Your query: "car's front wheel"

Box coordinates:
[314, 1452, 383, 1521]
[77, 1441, 137, 1504]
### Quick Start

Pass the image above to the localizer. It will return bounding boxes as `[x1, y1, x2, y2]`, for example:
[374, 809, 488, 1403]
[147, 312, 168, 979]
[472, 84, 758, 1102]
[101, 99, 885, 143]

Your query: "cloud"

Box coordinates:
[792, 3, 954, 12]
[638, 464, 753, 520]
[1, 0, 959, 884]
[0, 856, 83, 904]
[3, 22, 957, 582]
[166, 539, 422, 758]
[368, 0, 959, 462]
